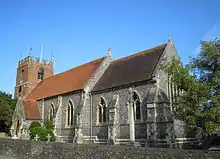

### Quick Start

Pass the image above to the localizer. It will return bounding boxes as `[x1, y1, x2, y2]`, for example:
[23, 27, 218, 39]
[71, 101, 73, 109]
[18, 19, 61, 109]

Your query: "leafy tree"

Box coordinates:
[161, 38, 220, 134]
[0, 91, 17, 134]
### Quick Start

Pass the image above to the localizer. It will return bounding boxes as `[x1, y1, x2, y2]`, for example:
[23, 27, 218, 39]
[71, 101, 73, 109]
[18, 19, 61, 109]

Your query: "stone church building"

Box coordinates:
[11, 40, 188, 147]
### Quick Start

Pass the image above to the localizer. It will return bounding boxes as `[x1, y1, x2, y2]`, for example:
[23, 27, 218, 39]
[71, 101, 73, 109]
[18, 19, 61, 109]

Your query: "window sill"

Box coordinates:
[126, 120, 145, 124]
[95, 123, 109, 126]
[64, 125, 74, 129]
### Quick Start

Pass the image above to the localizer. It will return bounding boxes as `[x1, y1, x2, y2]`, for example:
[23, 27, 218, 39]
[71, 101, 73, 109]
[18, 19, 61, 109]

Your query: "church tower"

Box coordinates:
[14, 55, 54, 99]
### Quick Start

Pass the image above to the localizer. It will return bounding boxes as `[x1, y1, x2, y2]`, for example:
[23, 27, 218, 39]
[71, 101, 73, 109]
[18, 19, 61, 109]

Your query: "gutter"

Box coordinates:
[91, 78, 157, 95]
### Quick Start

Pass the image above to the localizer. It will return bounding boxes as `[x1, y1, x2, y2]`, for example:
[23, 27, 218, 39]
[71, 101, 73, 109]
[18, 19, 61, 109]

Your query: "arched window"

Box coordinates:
[132, 92, 141, 120]
[38, 67, 44, 80]
[98, 105, 102, 123]
[97, 97, 107, 123]
[66, 100, 74, 126]
[21, 69, 24, 80]
[49, 104, 55, 121]
[19, 86, 22, 96]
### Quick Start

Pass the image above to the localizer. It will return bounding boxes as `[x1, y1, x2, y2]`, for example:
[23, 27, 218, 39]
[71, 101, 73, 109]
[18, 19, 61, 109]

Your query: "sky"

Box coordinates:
[0, 0, 220, 95]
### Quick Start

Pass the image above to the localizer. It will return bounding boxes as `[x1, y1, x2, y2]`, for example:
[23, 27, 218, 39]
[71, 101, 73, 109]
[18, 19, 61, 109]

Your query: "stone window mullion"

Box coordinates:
[101, 106, 104, 122]
[140, 101, 143, 122]
[134, 102, 136, 120]
[69, 105, 71, 125]
[67, 105, 70, 126]
[66, 105, 68, 126]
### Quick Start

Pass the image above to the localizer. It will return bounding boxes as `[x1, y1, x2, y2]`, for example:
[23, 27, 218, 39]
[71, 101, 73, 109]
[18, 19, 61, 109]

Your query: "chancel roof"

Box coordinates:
[92, 43, 167, 92]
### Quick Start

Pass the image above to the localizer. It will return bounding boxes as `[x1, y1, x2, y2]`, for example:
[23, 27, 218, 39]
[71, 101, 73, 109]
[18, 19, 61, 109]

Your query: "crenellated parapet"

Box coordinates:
[18, 56, 53, 68]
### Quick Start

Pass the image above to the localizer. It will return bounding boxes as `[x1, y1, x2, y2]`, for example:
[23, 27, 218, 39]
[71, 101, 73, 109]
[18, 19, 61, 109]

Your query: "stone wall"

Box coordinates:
[91, 80, 175, 145]
[155, 41, 196, 142]
[0, 139, 219, 159]
[38, 91, 83, 142]
[79, 55, 113, 138]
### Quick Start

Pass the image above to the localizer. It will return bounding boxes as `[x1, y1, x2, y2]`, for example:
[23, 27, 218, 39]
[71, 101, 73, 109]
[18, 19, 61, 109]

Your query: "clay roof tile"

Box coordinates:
[26, 57, 105, 100]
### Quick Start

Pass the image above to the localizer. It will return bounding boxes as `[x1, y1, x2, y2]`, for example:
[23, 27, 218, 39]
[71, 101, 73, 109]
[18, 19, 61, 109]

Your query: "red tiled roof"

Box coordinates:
[23, 100, 41, 120]
[26, 57, 105, 100]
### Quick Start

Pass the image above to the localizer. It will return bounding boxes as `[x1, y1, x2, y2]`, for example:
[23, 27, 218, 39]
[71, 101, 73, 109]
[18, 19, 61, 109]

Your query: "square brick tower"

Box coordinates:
[14, 56, 54, 99]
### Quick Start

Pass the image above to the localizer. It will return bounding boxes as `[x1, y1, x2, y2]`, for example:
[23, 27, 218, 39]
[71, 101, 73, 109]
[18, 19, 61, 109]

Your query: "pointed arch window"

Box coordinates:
[66, 100, 74, 126]
[38, 67, 44, 80]
[18, 86, 22, 96]
[49, 104, 55, 121]
[132, 92, 141, 120]
[21, 69, 24, 80]
[97, 97, 107, 123]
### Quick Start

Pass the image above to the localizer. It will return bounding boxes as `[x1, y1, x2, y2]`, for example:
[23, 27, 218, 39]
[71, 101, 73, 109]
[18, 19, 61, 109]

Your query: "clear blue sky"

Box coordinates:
[0, 0, 220, 95]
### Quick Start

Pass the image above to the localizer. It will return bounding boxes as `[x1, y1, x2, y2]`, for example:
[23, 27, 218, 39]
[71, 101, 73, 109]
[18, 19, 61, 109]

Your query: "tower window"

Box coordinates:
[19, 86, 22, 96]
[38, 67, 44, 80]
[21, 69, 24, 80]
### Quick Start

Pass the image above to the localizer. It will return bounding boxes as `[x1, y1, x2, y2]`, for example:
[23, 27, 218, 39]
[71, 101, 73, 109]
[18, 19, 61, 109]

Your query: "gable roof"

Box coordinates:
[23, 100, 41, 120]
[92, 43, 167, 92]
[26, 57, 105, 100]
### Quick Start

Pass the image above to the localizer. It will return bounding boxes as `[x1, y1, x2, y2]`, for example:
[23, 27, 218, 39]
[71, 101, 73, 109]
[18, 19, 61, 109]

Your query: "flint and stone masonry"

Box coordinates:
[11, 40, 193, 147]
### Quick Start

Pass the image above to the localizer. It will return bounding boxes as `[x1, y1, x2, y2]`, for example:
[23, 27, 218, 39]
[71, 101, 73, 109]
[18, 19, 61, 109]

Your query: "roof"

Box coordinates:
[23, 100, 41, 120]
[26, 57, 105, 100]
[92, 43, 167, 92]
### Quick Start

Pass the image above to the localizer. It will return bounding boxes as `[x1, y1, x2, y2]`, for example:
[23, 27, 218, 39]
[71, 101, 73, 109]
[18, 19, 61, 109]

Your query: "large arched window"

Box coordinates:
[97, 97, 107, 123]
[132, 92, 141, 120]
[49, 104, 55, 121]
[66, 100, 74, 126]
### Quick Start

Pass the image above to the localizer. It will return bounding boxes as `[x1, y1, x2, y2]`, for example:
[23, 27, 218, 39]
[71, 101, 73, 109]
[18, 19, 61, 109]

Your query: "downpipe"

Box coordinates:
[89, 92, 93, 144]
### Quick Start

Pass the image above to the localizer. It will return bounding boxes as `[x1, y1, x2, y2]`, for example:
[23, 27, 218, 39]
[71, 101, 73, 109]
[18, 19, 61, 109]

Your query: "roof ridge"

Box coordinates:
[24, 99, 36, 102]
[113, 43, 167, 63]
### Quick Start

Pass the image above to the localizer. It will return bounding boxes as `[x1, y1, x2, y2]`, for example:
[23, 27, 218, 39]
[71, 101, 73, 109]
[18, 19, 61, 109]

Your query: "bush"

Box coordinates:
[29, 121, 55, 141]
[44, 119, 54, 130]
[29, 121, 41, 130]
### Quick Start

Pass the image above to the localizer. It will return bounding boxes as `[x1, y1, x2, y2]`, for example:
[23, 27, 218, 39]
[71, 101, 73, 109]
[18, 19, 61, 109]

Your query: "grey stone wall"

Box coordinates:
[84, 55, 112, 93]
[17, 41, 187, 145]
[33, 55, 113, 142]
[38, 91, 83, 142]
[91, 81, 171, 142]
[79, 55, 112, 137]
[90, 42, 181, 144]
[154, 41, 192, 141]
[10, 99, 41, 138]
[0, 139, 220, 159]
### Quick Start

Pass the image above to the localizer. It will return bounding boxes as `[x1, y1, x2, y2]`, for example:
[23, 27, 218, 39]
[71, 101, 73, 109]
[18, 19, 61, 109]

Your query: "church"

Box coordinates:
[11, 40, 189, 147]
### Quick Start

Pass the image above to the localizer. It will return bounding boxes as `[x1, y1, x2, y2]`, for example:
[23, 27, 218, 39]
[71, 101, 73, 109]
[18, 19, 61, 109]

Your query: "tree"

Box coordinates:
[161, 38, 220, 134]
[0, 91, 17, 134]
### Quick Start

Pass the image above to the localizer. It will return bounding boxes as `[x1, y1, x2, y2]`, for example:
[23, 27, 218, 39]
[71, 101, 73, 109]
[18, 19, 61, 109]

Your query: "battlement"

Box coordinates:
[15, 55, 54, 98]
[18, 56, 53, 67]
